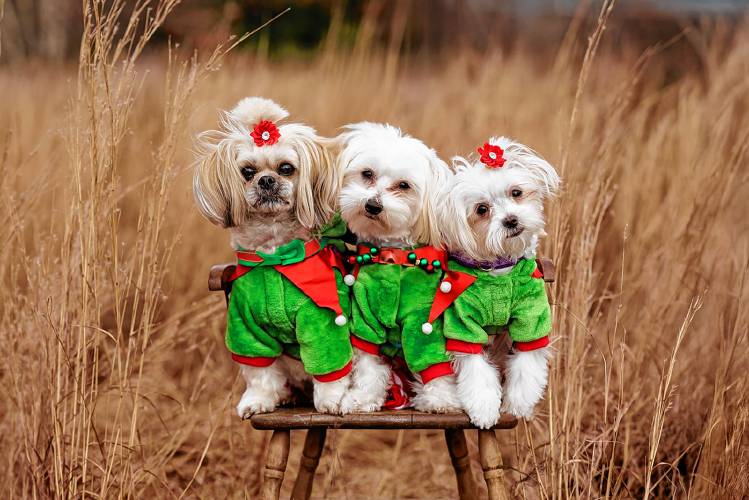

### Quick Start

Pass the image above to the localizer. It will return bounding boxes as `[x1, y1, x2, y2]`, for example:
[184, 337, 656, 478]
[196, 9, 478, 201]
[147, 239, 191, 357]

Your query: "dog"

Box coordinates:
[438, 137, 560, 427]
[193, 97, 353, 417]
[334, 122, 462, 414]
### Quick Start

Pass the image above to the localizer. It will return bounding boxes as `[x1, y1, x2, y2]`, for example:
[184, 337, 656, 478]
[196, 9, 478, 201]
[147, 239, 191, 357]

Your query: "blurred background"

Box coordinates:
[1, 1, 748, 499]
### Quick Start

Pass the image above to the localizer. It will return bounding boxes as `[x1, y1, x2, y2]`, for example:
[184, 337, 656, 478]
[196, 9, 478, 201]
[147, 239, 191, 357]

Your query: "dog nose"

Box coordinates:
[502, 216, 519, 229]
[364, 198, 383, 215]
[258, 175, 276, 190]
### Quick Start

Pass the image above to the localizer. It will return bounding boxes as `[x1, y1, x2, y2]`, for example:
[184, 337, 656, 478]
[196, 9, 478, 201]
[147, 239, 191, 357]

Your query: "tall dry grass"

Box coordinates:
[1, 1, 748, 498]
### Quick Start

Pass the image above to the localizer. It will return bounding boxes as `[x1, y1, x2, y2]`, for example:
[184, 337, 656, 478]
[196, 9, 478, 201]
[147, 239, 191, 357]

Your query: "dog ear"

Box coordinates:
[192, 125, 247, 228]
[493, 137, 561, 198]
[284, 125, 339, 230]
[414, 151, 452, 246]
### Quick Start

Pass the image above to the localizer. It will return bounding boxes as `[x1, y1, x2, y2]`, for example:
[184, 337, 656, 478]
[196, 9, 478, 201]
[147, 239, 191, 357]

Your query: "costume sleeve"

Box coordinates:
[225, 279, 283, 365]
[442, 286, 490, 353]
[508, 270, 552, 350]
[294, 300, 353, 379]
[350, 267, 399, 349]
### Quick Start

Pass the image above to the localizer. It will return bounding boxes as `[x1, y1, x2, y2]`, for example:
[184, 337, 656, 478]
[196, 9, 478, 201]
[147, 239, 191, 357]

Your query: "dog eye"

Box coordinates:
[475, 204, 490, 216]
[397, 181, 410, 190]
[361, 169, 374, 180]
[511, 189, 523, 198]
[240, 166, 256, 181]
[278, 163, 295, 176]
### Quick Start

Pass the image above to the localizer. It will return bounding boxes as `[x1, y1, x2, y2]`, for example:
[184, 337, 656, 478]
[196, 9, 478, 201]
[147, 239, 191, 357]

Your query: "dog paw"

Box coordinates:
[236, 391, 277, 419]
[501, 396, 536, 419]
[412, 377, 462, 413]
[313, 377, 350, 414]
[340, 390, 384, 414]
[467, 403, 501, 429]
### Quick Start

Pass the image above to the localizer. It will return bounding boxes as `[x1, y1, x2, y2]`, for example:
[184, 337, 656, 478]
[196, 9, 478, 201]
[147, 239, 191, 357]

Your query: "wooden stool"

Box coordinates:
[208, 258, 556, 499]
[252, 408, 517, 500]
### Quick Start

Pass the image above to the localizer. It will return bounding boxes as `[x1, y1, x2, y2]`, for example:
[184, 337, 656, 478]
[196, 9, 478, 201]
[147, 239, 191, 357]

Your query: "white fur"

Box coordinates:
[411, 375, 462, 413]
[194, 97, 344, 416]
[340, 351, 392, 414]
[313, 374, 351, 414]
[502, 348, 551, 418]
[453, 353, 503, 428]
[236, 362, 292, 419]
[441, 137, 559, 420]
[335, 122, 454, 411]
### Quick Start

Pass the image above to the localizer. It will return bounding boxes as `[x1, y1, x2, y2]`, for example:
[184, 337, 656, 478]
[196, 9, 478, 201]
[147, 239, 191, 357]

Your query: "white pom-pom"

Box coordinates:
[335, 315, 347, 326]
[421, 322, 433, 335]
[343, 274, 356, 286]
[439, 280, 452, 293]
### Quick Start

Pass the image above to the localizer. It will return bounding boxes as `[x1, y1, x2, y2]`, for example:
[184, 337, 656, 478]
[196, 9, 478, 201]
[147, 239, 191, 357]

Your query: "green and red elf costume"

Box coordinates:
[223, 118, 353, 383]
[426, 256, 551, 356]
[347, 245, 456, 384]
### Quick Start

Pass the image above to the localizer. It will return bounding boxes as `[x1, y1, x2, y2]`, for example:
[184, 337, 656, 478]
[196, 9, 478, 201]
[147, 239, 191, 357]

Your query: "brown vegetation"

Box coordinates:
[1, 1, 747, 497]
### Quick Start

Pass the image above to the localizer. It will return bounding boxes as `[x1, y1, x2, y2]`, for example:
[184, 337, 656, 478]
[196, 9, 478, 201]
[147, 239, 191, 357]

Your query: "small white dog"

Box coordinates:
[334, 122, 462, 414]
[439, 137, 560, 427]
[193, 97, 352, 417]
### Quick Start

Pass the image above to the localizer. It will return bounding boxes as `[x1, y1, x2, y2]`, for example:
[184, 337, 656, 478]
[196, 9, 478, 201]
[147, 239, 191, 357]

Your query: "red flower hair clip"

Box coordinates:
[251, 120, 280, 147]
[477, 143, 506, 168]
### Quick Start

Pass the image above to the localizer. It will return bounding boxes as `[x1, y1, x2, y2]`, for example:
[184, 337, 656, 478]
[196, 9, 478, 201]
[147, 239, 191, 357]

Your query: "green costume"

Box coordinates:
[349, 245, 454, 382]
[433, 258, 552, 354]
[225, 217, 353, 381]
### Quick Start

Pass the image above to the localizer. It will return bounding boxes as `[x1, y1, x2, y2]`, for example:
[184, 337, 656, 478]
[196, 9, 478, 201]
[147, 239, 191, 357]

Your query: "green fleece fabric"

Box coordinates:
[442, 258, 551, 345]
[226, 265, 352, 375]
[351, 263, 451, 373]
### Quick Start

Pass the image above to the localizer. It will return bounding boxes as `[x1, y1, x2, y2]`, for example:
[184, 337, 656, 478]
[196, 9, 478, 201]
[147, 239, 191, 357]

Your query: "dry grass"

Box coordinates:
[1, 1, 748, 498]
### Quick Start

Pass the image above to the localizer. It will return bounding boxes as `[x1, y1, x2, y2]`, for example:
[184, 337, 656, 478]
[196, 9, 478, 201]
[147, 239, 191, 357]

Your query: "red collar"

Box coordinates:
[348, 244, 448, 272]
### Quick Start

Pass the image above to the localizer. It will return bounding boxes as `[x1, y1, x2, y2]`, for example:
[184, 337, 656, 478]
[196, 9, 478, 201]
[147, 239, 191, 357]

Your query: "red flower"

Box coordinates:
[477, 143, 506, 168]
[250, 120, 280, 147]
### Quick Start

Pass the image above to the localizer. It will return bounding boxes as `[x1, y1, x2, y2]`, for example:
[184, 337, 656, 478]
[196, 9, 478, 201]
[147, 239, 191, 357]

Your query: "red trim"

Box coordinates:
[531, 267, 544, 279]
[351, 335, 380, 355]
[514, 336, 550, 352]
[419, 362, 453, 384]
[446, 339, 484, 354]
[313, 361, 353, 382]
[231, 353, 277, 367]
[428, 270, 477, 322]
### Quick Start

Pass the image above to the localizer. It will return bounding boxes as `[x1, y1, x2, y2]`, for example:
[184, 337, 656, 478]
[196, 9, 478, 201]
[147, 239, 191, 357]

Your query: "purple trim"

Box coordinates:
[450, 253, 518, 270]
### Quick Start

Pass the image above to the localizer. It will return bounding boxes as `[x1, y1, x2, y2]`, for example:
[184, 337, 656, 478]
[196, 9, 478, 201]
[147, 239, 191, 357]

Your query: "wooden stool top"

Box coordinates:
[250, 408, 518, 430]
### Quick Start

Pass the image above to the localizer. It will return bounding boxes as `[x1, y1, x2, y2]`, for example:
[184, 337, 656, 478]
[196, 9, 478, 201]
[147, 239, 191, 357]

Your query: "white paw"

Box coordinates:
[412, 376, 462, 413]
[501, 394, 536, 419]
[236, 389, 279, 419]
[313, 376, 350, 414]
[340, 389, 385, 414]
[466, 394, 502, 429]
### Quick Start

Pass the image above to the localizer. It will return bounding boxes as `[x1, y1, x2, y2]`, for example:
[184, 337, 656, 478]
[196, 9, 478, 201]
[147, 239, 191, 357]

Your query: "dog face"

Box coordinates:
[442, 137, 560, 260]
[335, 122, 449, 246]
[193, 97, 337, 230]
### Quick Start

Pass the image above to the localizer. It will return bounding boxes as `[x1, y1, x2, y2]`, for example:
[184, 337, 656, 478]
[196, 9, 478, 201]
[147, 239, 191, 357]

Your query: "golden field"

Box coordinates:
[1, 2, 748, 498]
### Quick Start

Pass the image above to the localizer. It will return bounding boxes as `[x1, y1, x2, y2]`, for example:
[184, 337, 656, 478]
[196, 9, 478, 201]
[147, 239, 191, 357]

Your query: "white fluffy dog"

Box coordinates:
[193, 97, 348, 417]
[335, 122, 461, 414]
[441, 137, 560, 427]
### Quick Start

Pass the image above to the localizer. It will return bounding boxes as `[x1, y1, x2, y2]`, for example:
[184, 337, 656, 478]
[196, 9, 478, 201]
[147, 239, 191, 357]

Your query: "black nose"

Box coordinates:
[258, 175, 276, 190]
[502, 216, 519, 229]
[364, 199, 383, 215]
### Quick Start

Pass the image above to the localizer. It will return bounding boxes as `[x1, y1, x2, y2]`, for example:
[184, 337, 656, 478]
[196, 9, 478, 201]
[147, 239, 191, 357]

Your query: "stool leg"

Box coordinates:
[291, 428, 327, 500]
[261, 429, 291, 500]
[478, 429, 510, 500]
[444, 429, 478, 500]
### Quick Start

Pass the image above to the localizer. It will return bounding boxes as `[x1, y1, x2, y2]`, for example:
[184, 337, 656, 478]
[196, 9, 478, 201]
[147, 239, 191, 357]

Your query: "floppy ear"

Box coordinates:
[414, 151, 452, 246]
[284, 125, 339, 230]
[439, 173, 479, 255]
[192, 125, 247, 228]
[493, 137, 561, 198]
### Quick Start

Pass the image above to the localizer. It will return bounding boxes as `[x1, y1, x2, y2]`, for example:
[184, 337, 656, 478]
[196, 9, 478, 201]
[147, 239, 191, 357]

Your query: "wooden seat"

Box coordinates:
[209, 258, 555, 499]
